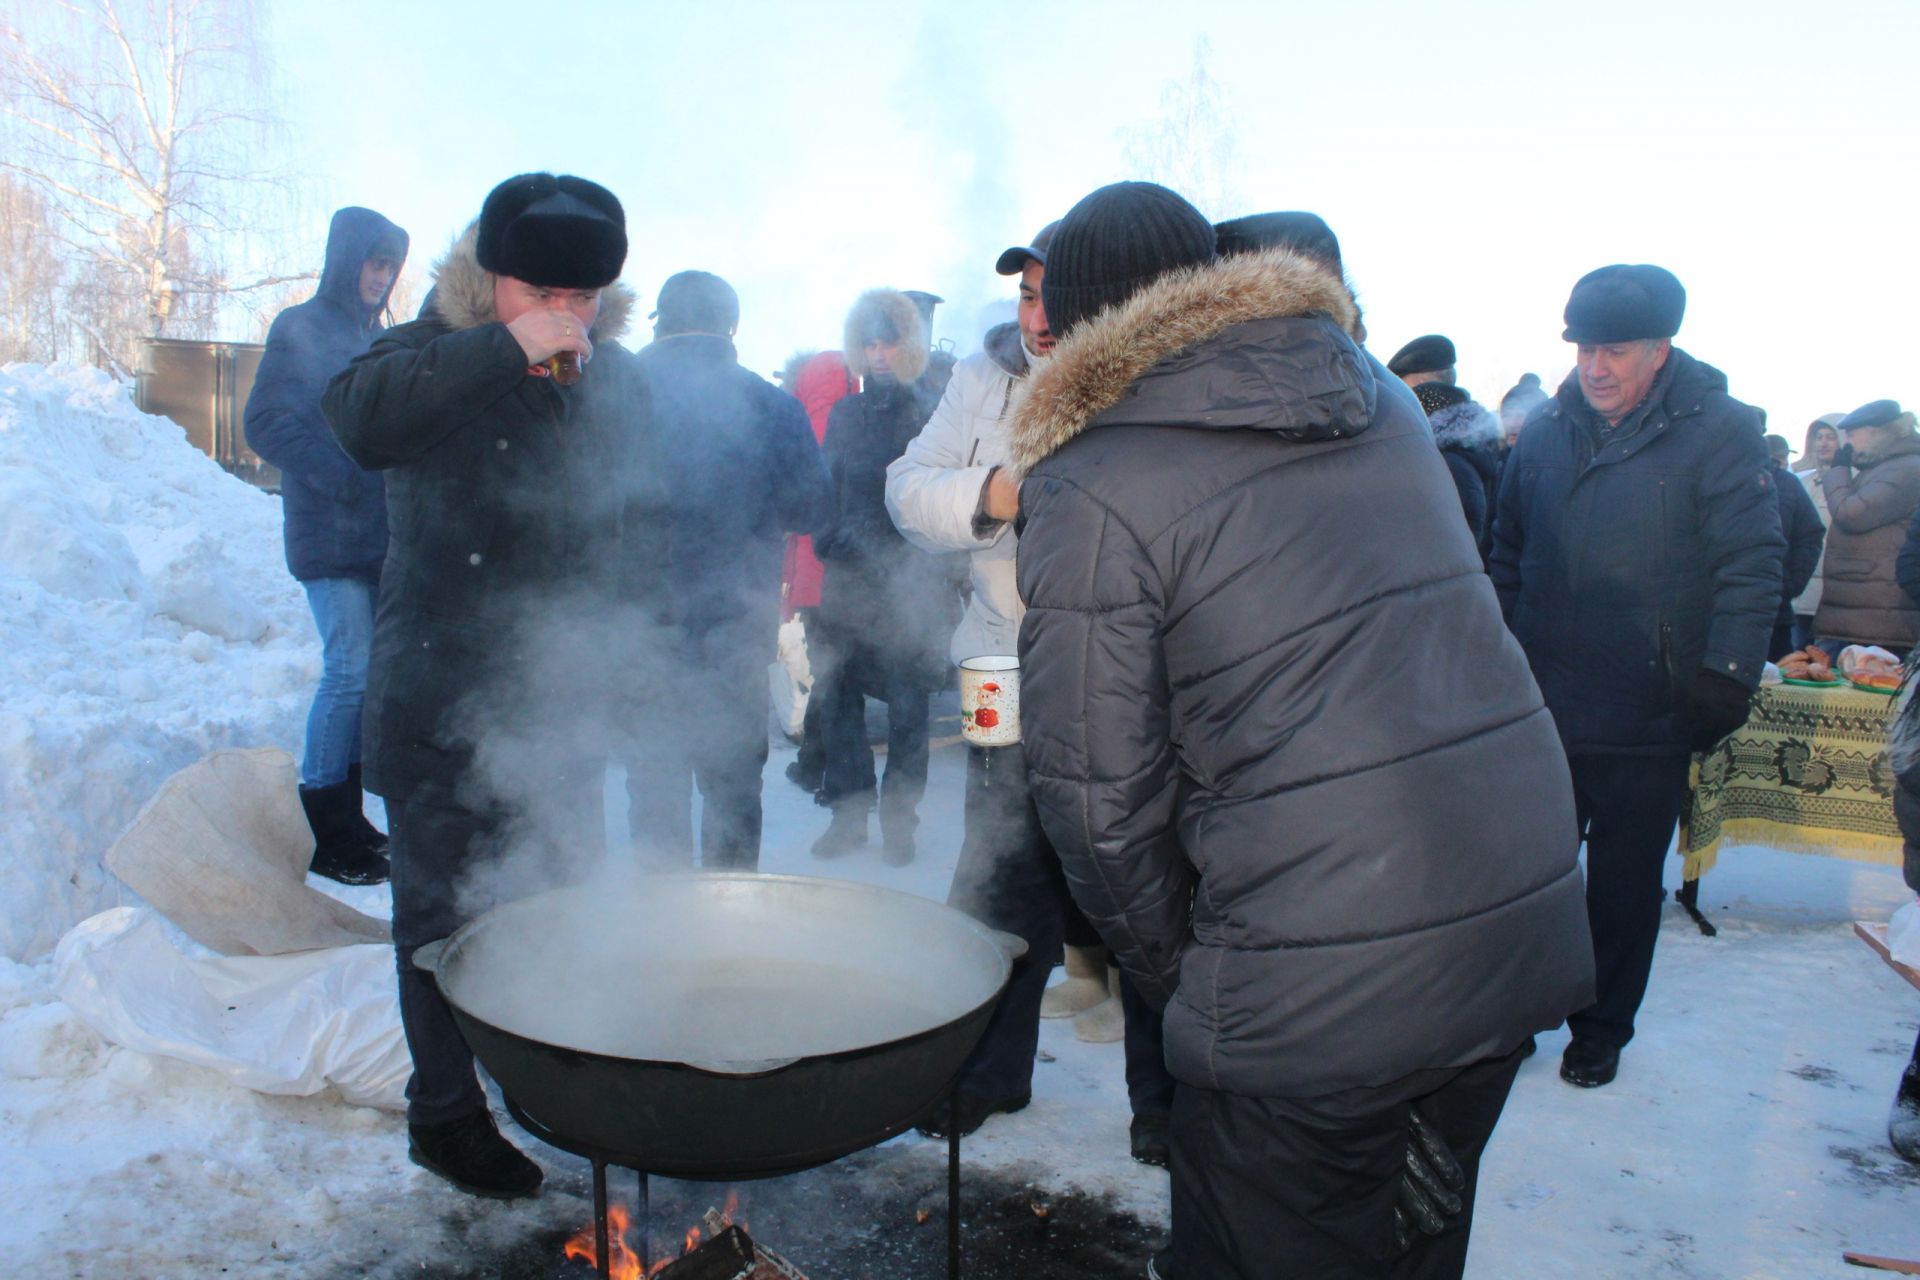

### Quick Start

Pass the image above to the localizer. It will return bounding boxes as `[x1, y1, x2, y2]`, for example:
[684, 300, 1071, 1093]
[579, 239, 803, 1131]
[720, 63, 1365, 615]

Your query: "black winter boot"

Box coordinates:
[810, 798, 870, 860]
[408, 1109, 543, 1199]
[300, 781, 391, 886]
[1891, 1047, 1920, 1162]
[344, 763, 390, 856]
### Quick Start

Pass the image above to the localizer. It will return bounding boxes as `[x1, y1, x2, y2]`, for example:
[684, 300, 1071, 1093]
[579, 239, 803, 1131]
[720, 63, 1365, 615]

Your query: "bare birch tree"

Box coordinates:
[1120, 37, 1245, 219]
[0, 172, 70, 364]
[0, 0, 306, 376]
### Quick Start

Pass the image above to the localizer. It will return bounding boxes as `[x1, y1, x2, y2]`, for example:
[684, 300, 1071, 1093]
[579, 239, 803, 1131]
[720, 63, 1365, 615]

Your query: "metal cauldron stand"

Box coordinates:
[505, 1090, 968, 1280]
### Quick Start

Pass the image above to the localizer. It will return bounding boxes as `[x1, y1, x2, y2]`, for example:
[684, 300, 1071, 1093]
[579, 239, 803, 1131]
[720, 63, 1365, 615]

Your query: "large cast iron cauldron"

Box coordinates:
[413, 872, 1017, 1178]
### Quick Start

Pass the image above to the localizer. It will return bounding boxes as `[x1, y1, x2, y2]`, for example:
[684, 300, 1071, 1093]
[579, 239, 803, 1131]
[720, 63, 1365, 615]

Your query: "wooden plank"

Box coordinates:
[1853, 922, 1920, 996]
[1844, 1251, 1920, 1274]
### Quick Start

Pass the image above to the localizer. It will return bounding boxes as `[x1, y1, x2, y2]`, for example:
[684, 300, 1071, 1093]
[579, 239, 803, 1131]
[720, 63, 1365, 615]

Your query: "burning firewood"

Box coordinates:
[701, 1208, 811, 1280]
[653, 1224, 756, 1280]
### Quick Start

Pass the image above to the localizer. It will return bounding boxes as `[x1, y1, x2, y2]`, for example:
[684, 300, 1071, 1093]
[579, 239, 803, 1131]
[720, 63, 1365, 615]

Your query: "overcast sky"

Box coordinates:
[266, 0, 1917, 447]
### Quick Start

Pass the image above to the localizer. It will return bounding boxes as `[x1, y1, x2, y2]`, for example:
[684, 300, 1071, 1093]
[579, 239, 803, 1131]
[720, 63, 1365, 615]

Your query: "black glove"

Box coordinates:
[1688, 669, 1753, 753]
[1830, 443, 1856, 470]
[1391, 1105, 1466, 1252]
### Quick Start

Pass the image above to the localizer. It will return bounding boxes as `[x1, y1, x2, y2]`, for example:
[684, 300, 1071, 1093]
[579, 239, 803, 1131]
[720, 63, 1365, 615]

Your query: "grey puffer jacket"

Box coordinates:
[1008, 248, 1594, 1099]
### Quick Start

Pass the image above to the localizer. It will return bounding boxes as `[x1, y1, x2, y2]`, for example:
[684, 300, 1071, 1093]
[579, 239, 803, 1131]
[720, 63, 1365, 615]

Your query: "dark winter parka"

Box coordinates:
[635, 333, 831, 668]
[1489, 352, 1784, 755]
[1007, 248, 1594, 1100]
[1770, 458, 1825, 628]
[1814, 434, 1920, 649]
[321, 226, 660, 800]
[244, 207, 407, 583]
[815, 295, 957, 691]
[1428, 398, 1503, 557]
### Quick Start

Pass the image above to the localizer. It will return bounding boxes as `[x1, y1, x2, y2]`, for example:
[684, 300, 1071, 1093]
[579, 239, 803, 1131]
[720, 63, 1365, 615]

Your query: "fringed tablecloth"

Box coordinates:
[1681, 681, 1902, 880]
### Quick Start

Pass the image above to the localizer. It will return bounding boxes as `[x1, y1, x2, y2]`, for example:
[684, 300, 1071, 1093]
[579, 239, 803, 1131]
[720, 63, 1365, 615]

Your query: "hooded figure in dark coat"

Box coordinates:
[244, 205, 408, 886]
[1011, 182, 1593, 1280]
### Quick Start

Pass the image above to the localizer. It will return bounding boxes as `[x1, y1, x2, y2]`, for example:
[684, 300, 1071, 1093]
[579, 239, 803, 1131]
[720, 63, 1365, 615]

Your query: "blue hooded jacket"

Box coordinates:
[244, 206, 408, 583]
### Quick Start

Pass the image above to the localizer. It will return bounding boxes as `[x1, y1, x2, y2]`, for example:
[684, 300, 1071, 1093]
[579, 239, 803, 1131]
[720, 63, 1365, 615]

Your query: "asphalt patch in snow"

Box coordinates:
[356, 1145, 1163, 1280]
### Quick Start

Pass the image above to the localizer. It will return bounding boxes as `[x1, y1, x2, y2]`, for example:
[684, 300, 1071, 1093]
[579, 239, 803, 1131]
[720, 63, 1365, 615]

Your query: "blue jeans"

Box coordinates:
[301, 577, 374, 787]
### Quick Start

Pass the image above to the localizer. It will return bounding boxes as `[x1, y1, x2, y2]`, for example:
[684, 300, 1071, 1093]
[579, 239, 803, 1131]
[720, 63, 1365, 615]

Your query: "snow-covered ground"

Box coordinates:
[2, 366, 1918, 1278]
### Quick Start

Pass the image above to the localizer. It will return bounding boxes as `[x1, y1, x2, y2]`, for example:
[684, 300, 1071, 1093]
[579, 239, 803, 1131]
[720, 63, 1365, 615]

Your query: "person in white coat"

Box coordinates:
[884, 224, 1176, 1160]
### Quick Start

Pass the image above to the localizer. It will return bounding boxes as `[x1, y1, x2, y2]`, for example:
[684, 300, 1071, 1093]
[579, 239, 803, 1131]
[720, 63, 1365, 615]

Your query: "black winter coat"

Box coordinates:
[815, 378, 956, 690]
[244, 207, 407, 583]
[1489, 351, 1784, 756]
[635, 334, 831, 669]
[321, 227, 661, 800]
[1428, 399, 1502, 558]
[1771, 459, 1825, 627]
[1008, 249, 1594, 1100]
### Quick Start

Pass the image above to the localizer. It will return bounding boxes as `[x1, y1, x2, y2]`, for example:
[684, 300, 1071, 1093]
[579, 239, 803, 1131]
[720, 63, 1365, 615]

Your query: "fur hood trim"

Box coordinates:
[843, 289, 929, 384]
[1429, 399, 1503, 451]
[1008, 247, 1361, 475]
[429, 223, 634, 342]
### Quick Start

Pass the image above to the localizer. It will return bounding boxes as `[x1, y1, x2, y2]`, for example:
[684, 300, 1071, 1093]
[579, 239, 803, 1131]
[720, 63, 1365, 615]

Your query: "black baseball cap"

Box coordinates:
[995, 221, 1061, 276]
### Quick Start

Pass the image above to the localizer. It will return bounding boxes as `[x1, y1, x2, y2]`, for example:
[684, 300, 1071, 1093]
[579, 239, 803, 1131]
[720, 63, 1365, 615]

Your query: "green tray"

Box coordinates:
[1846, 678, 1899, 696]
[1779, 676, 1845, 688]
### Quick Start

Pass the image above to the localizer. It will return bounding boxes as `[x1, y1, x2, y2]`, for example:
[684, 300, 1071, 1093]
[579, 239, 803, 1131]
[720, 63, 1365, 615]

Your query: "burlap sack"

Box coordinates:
[105, 747, 389, 955]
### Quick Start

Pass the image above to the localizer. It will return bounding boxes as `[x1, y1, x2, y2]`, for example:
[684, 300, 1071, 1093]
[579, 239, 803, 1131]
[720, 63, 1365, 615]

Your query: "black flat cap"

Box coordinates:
[1214, 211, 1343, 274]
[1839, 399, 1904, 431]
[477, 173, 626, 289]
[995, 221, 1061, 276]
[1562, 264, 1685, 344]
[1388, 334, 1456, 377]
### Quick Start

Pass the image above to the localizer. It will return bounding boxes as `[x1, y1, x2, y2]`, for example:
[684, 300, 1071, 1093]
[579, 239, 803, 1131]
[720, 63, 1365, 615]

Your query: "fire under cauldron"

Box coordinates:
[414, 872, 1023, 1278]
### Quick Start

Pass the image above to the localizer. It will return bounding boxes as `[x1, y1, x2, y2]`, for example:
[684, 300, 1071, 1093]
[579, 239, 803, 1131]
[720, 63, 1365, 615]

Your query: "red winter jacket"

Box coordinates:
[783, 351, 855, 615]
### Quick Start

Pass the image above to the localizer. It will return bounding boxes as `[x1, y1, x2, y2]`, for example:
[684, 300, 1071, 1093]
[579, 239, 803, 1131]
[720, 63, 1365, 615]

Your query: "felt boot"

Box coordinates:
[1042, 944, 1111, 1018]
[1073, 968, 1126, 1044]
[344, 763, 390, 857]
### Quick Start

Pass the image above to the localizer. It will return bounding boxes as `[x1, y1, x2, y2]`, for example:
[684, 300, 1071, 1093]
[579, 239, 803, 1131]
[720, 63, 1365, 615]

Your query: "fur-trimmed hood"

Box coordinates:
[428, 223, 635, 342]
[982, 320, 1030, 379]
[1008, 247, 1365, 476]
[842, 289, 929, 384]
[1428, 398, 1503, 452]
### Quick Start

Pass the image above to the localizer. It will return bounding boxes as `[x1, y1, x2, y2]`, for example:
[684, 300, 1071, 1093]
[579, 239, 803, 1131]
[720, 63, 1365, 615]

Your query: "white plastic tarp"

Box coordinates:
[53, 907, 407, 1110]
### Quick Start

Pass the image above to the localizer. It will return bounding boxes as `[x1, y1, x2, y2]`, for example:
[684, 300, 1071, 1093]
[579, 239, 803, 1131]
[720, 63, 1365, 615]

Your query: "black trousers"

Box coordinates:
[626, 657, 770, 871]
[1168, 1048, 1525, 1280]
[388, 779, 601, 1127]
[1566, 751, 1692, 1050]
[947, 744, 1174, 1118]
[816, 643, 928, 820]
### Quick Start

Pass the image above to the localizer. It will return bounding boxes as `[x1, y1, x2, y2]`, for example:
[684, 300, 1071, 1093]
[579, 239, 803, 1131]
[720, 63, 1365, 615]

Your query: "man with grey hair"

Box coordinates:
[1490, 264, 1784, 1089]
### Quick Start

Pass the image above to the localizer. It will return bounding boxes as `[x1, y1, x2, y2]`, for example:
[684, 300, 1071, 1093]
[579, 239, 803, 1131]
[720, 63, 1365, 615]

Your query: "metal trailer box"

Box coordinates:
[134, 338, 279, 491]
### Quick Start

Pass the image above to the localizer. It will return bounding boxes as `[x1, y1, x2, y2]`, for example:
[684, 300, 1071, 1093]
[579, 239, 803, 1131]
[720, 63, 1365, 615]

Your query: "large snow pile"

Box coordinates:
[0, 364, 317, 962]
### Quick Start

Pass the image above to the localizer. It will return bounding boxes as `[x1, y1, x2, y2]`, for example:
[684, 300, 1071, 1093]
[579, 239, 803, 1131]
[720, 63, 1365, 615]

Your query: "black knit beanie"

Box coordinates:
[1042, 182, 1217, 337]
[476, 173, 627, 289]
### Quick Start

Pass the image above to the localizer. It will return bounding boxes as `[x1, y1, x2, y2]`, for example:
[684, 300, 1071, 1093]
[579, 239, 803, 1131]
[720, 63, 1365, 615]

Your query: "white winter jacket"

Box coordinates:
[1792, 466, 1830, 616]
[885, 322, 1030, 664]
